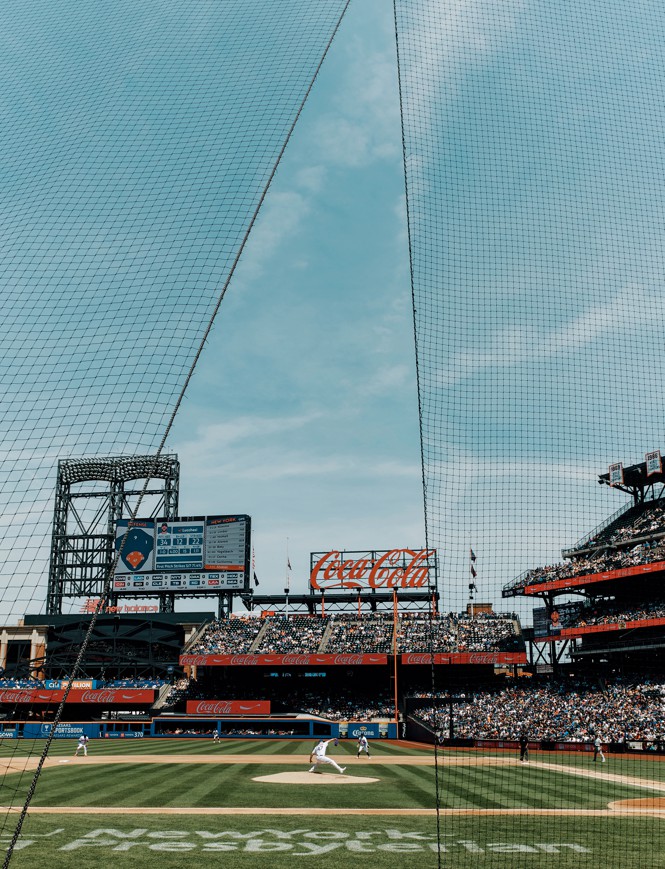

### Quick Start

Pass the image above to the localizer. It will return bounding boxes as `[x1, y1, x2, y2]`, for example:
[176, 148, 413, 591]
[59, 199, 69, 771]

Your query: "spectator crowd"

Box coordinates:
[188, 611, 524, 655]
[397, 612, 522, 653]
[556, 599, 665, 630]
[508, 500, 665, 593]
[414, 677, 665, 742]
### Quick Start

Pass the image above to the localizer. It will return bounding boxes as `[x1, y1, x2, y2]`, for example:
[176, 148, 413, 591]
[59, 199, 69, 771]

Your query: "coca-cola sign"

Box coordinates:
[401, 652, 528, 666]
[67, 689, 155, 704]
[0, 688, 155, 705]
[309, 549, 436, 592]
[179, 653, 388, 666]
[0, 690, 60, 704]
[186, 700, 271, 715]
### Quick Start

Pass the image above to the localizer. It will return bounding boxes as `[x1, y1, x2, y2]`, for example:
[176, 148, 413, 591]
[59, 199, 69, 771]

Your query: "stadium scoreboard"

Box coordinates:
[113, 514, 251, 593]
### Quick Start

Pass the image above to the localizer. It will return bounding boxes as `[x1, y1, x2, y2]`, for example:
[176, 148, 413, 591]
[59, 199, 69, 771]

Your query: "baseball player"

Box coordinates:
[592, 736, 606, 763]
[74, 734, 89, 757]
[357, 733, 371, 758]
[308, 738, 346, 774]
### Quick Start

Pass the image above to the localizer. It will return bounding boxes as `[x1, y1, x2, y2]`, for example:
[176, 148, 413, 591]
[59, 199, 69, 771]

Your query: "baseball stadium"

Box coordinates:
[1, 0, 665, 867]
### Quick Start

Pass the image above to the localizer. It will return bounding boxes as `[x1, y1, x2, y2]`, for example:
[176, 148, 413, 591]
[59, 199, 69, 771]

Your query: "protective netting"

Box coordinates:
[0, 0, 349, 621]
[1, 0, 665, 864]
[395, 0, 665, 865]
[395, 0, 665, 613]
[0, 0, 350, 852]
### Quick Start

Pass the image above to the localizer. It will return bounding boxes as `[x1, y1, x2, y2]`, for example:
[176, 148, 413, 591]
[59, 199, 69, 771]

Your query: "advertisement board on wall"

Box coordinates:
[185, 700, 271, 715]
[114, 514, 250, 593]
[0, 689, 154, 705]
[180, 653, 388, 667]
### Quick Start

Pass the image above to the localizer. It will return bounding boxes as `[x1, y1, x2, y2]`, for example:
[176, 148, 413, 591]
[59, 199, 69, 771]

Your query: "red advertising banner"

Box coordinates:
[186, 700, 271, 715]
[401, 652, 527, 665]
[522, 559, 665, 595]
[0, 690, 63, 704]
[179, 653, 388, 667]
[0, 689, 154, 705]
[67, 689, 155, 704]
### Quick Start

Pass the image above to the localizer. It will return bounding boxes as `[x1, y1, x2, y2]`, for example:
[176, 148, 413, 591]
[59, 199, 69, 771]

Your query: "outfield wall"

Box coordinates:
[0, 719, 399, 740]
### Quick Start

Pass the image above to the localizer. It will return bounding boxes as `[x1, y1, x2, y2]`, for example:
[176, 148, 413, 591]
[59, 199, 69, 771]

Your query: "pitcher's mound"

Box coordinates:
[252, 772, 379, 784]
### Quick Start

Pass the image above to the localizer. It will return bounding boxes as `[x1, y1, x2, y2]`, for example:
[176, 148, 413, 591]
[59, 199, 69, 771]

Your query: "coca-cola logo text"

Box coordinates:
[80, 690, 118, 703]
[310, 549, 435, 591]
[189, 701, 270, 715]
[195, 702, 234, 715]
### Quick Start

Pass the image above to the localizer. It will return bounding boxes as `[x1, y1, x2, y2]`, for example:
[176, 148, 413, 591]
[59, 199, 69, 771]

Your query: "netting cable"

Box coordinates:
[1, 1, 352, 862]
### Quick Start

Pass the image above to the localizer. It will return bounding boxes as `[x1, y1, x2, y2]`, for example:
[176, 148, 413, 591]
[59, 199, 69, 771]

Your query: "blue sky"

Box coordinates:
[1, 0, 662, 625]
[166, 0, 427, 606]
[167, 0, 665, 620]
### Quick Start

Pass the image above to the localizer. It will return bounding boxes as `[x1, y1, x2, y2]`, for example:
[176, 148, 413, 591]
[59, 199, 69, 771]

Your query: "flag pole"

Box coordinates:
[285, 537, 291, 620]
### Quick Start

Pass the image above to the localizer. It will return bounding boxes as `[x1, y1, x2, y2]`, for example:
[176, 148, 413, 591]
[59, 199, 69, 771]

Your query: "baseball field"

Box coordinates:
[0, 738, 663, 867]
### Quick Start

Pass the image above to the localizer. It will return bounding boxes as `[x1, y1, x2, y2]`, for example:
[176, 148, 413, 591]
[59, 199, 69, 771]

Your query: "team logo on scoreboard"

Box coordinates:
[118, 527, 154, 572]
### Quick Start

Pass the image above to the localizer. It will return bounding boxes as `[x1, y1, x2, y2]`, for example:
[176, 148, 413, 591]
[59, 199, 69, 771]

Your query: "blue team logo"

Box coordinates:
[118, 527, 154, 572]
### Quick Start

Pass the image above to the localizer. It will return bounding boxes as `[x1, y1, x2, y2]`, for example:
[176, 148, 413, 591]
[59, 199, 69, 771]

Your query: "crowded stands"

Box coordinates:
[256, 615, 330, 653]
[188, 617, 263, 655]
[397, 612, 522, 653]
[506, 499, 665, 593]
[325, 613, 394, 653]
[413, 677, 665, 742]
[187, 611, 524, 655]
[558, 599, 665, 629]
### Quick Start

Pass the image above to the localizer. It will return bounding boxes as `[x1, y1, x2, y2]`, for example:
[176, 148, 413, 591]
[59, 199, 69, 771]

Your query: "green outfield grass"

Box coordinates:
[0, 740, 663, 867]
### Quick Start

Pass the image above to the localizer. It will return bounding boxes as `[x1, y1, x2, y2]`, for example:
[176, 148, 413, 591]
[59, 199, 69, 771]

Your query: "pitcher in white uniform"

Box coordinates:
[308, 738, 346, 774]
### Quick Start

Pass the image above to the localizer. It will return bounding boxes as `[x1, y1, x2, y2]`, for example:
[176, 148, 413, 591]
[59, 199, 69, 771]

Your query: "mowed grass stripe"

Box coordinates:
[437, 765, 653, 811]
[359, 765, 437, 808]
[524, 769, 611, 810]
[525, 761, 662, 804]
[438, 767, 510, 810]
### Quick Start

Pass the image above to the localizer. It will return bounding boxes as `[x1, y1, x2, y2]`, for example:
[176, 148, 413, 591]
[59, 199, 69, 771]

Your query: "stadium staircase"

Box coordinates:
[151, 682, 177, 712]
[249, 620, 270, 652]
[180, 618, 215, 654]
[317, 617, 337, 652]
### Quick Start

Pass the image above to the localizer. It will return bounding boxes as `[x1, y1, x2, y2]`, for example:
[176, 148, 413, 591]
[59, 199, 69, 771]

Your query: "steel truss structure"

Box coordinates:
[46, 456, 180, 615]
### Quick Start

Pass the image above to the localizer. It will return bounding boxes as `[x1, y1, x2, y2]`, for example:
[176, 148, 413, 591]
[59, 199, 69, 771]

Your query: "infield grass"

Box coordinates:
[0, 740, 663, 867]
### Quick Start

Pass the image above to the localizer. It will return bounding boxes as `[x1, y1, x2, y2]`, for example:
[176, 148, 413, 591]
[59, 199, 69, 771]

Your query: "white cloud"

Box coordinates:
[236, 190, 311, 282]
[397, 0, 525, 129]
[436, 283, 661, 386]
[311, 39, 401, 168]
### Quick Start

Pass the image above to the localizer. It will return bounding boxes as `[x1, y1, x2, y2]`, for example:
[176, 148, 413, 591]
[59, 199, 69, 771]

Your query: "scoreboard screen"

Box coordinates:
[114, 514, 250, 593]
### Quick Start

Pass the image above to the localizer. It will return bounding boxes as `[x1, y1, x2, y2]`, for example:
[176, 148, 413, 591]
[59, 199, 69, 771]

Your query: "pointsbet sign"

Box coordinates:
[309, 549, 437, 592]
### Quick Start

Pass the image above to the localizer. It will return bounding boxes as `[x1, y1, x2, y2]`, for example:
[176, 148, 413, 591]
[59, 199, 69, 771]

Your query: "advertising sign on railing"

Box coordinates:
[180, 653, 387, 667]
[401, 652, 527, 665]
[185, 700, 271, 714]
[0, 689, 154, 704]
